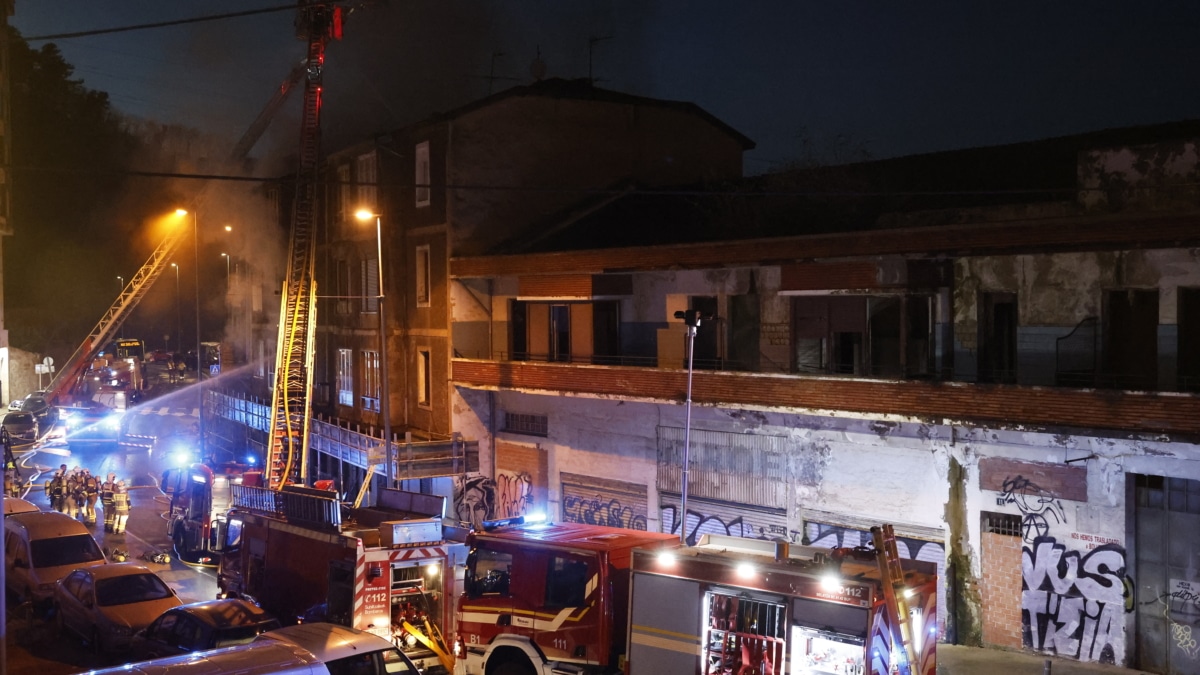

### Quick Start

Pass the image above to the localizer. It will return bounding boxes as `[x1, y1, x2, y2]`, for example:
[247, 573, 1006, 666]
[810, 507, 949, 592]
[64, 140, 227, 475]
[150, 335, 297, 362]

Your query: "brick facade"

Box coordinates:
[980, 531, 1024, 649]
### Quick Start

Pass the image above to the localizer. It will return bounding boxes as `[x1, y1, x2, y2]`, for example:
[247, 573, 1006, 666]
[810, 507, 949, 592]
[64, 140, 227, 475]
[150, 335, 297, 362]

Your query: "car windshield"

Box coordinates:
[212, 620, 282, 648]
[96, 573, 173, 607]
[29, 534, 104, 568]
[6, 414, 32, 424]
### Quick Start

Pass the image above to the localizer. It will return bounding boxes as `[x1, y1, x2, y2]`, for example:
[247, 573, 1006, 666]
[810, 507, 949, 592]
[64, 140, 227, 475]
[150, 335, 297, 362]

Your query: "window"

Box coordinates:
[361, 350, 380, 412]
[337, 163, 352, 224]
[549, 305, 570, 362]
[337, 349, 353, 406]
[415, 245, 431, 307]
[466, 548, 512, 597]
[336, 259, 351, 315]
[361, 258, 379, 313]
[417, 349, 431, 407]
[978, 292, 1017, 384]
[503, 412, 548, 437]
[545, 555, 589, 607]
[356, 153, 377, 212]
[415, 141, 430, 207]
[981, 511, 1022, 537]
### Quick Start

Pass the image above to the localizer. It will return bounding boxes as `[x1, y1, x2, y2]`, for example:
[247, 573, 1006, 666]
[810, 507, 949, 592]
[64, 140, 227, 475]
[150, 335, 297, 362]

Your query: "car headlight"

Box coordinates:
[108, 624, 134, 637]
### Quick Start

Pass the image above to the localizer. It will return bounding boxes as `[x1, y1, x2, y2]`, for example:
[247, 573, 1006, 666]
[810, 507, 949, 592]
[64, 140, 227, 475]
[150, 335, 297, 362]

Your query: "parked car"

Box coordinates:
[17, 392, 53, 425]
[4, 511, 107, 606]
[129, 599, 281, 660]
[54, 562, 182, 653]
[3, 498, 38, 517]
[1, 411, 39, 442]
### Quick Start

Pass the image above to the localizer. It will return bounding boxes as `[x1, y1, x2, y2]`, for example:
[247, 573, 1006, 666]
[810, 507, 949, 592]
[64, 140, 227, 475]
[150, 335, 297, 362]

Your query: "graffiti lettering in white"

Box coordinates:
[1021, 536, 1126, 664]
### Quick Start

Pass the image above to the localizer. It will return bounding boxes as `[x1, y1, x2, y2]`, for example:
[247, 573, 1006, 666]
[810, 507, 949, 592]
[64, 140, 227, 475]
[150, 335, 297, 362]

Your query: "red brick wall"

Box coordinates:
[980, 531, 1024, 649]
[451, 359, 1200, 436]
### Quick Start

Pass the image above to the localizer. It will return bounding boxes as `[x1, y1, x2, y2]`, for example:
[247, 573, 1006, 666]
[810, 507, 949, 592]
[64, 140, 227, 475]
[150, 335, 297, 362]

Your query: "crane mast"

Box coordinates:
[267, 1, 342, 489]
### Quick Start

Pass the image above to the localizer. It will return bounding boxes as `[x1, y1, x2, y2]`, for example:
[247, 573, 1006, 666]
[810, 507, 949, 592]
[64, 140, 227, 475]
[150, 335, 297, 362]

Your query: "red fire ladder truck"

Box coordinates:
[42, 226, 189, 412]
[267, 1, 343, 490]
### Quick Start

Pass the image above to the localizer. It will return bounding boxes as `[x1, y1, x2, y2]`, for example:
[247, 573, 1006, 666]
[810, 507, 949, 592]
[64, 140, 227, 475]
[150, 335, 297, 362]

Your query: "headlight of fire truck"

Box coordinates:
[102, 412, 123, 430]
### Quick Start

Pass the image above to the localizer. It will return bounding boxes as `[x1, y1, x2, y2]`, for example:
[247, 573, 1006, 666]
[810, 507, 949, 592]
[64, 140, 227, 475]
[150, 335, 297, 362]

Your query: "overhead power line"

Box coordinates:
[24, 4, 299, 41]
[4, 163, 1104, 198]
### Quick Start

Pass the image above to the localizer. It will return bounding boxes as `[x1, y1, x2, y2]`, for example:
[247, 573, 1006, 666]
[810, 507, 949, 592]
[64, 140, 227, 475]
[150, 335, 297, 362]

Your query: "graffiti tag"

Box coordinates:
[495, 470, 533, 519]
[1021, 536, 1125, 664]
[562, 495, 648, 530]
[1001, 475, 1066, 542]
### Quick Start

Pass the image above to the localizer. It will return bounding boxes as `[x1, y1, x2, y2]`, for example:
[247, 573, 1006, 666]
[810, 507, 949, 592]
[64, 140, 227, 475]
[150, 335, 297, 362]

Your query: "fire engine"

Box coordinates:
[216, 484, 466, 673]
[163, 462, 263, 564]
[454, 521, 937, 675]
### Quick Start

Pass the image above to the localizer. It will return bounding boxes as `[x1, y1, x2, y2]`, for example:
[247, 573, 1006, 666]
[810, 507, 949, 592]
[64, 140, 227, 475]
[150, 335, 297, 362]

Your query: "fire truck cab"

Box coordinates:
[455, 520, 679, 675]
[455, 522, 938, 675]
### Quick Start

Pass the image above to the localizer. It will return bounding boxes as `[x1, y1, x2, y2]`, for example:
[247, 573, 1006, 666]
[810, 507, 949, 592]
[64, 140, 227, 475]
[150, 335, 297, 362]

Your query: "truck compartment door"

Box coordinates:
[628, 572, 701, 674]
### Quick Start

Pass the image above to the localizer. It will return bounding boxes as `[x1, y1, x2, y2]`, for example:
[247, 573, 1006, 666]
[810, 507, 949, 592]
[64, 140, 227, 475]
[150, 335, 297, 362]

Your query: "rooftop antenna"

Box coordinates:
[588, 35, 612, 85]
[530, 45, 547, 82]
[487, 51, 504, 95]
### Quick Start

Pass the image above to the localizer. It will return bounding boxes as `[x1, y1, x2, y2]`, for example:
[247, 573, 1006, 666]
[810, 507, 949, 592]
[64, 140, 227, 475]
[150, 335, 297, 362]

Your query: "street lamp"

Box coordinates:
[117, 275, 124, 291]
[673, 308, 713, 545]
[355, 208, 391, 489]
[220, 253, 231, 286]
[171, 263, 181, 350]
[176, 209, 203, 455]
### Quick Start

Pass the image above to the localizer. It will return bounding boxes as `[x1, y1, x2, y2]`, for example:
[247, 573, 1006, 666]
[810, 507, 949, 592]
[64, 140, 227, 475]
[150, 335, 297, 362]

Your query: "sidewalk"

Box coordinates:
[939, 644, 1153, 675]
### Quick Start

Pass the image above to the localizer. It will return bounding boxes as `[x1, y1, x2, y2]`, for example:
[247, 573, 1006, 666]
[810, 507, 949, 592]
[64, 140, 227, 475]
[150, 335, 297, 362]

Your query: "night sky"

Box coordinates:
[12, 1, 1200, 173]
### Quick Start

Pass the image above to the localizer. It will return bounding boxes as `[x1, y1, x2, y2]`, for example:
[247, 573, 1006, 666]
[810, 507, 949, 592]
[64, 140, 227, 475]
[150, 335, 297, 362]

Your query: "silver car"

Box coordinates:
[55, 563, 183, 653]
[2, 411, 39, 442]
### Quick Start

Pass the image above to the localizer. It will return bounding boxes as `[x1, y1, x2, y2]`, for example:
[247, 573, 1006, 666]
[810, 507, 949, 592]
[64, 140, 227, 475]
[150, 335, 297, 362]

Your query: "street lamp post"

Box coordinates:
[171, 263, 181, 350]
[356, 209, 391, 489]
[673, 308, 711, 546]
[176, 209, 203, 456]
[117, 275, 124, 291]
[220, 253, 231, 286]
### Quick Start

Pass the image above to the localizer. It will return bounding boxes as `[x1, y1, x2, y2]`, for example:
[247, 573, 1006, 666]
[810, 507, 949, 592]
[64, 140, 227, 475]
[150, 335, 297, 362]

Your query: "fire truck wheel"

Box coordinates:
[492, 660, 535, 675]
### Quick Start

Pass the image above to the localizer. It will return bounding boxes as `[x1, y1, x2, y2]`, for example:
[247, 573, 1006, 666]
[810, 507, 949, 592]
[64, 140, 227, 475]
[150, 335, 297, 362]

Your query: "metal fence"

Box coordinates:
[657, 426, 790, 509]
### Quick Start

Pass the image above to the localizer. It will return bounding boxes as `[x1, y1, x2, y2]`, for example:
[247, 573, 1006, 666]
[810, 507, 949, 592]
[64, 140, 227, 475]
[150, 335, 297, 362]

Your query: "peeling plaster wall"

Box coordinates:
[448, 375, 1200, 667]
[955, 247, 1198, 386]
[1080, 140, 1200, 211]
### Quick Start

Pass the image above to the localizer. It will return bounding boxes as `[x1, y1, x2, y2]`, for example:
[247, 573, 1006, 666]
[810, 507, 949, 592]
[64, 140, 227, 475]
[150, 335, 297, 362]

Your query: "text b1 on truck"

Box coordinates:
[454, 520, 937, 675]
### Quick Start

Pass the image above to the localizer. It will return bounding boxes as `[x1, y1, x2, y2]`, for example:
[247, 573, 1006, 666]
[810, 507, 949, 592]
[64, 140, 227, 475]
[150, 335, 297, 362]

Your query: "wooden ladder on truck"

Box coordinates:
[267, 2, 342, 490]
[872, 524, 917, 675]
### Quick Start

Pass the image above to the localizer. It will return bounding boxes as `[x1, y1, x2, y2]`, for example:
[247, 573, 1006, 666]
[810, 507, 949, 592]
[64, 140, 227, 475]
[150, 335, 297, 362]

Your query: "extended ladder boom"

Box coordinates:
[267, 2, 341, 489]
[872, 524, 917, 675]
[44, 225, 188, 409]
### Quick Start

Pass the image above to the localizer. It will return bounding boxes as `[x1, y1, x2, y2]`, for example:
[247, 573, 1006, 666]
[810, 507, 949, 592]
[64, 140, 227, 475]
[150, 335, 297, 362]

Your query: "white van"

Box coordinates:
[83, 622, 422, 675]
[4, 510, 106, 604]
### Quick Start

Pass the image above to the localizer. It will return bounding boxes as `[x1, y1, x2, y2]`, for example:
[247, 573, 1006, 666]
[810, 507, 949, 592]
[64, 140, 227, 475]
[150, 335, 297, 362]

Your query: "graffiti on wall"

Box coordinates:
[1021, 536, 1126, 664]
[660, 499, 791, 546]
[1000, 475, 1066, 542]
[1155, 580, 1200, 659]
[453, 474, 496, 530]
[560, 472, 649, 530]
[495, 469, 533, 519]
[564, 495, 648, 529]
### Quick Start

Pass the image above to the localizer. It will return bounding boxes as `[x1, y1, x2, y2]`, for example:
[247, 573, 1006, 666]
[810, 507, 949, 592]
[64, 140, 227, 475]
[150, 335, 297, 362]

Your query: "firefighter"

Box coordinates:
[45, 464, 68, 513]
[111, 480, 131, 534]
[101, 472, 117, 532]
[66, 468, 84, 519]
[83, 469, 100, 524]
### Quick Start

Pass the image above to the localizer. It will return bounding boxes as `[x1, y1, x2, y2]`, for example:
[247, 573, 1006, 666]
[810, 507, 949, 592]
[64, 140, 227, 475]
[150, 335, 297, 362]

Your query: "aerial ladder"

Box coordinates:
[267, 1, 343, 489]
[872, 524, 918, 675]
[42, 225, 189, 411]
